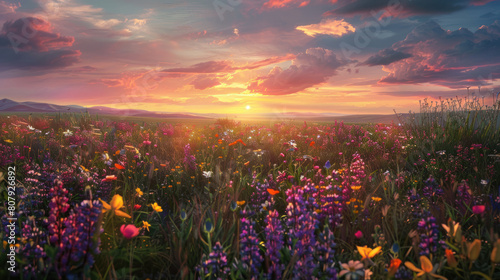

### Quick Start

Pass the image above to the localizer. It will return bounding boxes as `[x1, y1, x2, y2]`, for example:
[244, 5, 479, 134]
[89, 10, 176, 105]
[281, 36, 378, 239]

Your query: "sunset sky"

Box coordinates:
[1, 0, 500, 115]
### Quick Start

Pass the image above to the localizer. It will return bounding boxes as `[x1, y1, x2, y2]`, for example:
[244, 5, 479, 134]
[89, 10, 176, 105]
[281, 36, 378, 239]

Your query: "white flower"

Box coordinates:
[436, 150, 446, 155]
[339, 260, 364, 280]
[63, 129, 73, 137]
[27, 125, 35, 130]
[202, 171, 213, 178]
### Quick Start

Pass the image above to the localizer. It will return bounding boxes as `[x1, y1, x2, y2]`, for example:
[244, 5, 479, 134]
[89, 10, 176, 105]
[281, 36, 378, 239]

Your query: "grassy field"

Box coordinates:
[1, 98, 499, 279]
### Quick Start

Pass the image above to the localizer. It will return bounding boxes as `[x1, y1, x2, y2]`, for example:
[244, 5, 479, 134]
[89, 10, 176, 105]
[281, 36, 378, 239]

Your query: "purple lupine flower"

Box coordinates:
[285, 185, 318, 279]
[315, 226, 337, 279]
[407, 188, 423, 219]
[422, 176, 443, 203]
[56, 199, 103, 274]
[417, 211, 444, 257]
[265, 209, 284, 279]
[48, 180, 70, 244]
[249, 180, 272, 212]
[394, 266, 413, 280]
[239, 209, 263, 278]
[21, 218, 48, 278]
[199, 241, 230, 279]
[183, 144, 197, 170]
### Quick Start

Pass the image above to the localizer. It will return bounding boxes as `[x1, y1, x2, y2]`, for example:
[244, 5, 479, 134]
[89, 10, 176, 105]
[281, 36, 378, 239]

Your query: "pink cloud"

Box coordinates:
[247, 47, 349, 95]
[376, 21, 500, 88]
[0, 1, 20, 14]
[2, 17, 74, 51]
[263, 0, 308, 9]
[191, 75, 221, 90]
[0, 17, 80, 72]
[296, 18, 355, 37]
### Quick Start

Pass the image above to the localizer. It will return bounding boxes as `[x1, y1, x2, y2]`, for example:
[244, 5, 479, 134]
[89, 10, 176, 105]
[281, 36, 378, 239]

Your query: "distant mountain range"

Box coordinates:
[0, 98, 208, 119]
[0, 98, 402, 123]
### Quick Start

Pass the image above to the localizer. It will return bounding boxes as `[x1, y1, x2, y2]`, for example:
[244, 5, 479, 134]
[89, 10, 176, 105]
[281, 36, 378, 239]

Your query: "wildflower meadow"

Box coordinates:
[1, 97, 500, 279]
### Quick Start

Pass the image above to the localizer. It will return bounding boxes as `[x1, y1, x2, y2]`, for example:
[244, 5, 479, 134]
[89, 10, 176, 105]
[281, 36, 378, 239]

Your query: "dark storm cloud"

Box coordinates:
[362, 48, 412, 66]
[0, 17, 80, 72]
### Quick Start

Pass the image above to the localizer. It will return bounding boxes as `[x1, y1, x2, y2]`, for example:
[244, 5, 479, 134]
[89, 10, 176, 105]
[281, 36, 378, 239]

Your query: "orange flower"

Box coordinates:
[115, 163, 125, 170]
[445, 249, 457, 268]
[309, 141, 315, 147]
[99, 194, 132, 218]
[466, 239, 481, 261]
[388, 259, 402, 277]
[237, 201, 245, 206]
[244, 161, 250, 166]
[405, 256, 447, 280]
[229, 139, 246, 146]
[267, 189, 279, 195]
[215, 133, 218, 138]
[102, 175, 117, 182]
[357, 246, 382, 260]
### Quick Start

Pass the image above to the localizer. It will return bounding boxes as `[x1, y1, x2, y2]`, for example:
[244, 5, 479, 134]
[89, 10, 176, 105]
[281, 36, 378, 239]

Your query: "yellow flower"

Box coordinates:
[237, 201, 245, 206]
[491, 239, 500, 263]
[405, 255, 447, 280]
[351, 185, 361, 190]
[151, 202, 163, 212]
[142, 221, 151, 231]
[357, 245, 382, 260]
[371, 196, 382, 202]
[442, 219, 461, 243]
[136, 188, 143, 197]
[4, 139, 13, 143]
[467, 239, 481, 262]
[99, 194, 132, 218]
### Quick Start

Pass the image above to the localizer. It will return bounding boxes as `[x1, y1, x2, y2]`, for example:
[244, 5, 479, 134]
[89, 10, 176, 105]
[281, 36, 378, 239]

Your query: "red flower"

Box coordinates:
[115, 163, 125, 170]
[267, 189, 279, 196]
[134, 204, 141, 210]
[120, 224, 139, 239]
[472, 205, 485, 215]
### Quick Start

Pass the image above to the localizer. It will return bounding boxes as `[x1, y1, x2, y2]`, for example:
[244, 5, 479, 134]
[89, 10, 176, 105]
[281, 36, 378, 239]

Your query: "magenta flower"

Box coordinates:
[355, 230, 363, 239]
[472, 205, 485, 215]
[120, 224, 139, 239]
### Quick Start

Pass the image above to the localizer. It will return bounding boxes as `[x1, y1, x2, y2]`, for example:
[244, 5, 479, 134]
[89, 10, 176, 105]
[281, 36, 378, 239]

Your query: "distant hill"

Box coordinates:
[0, 99, 209, 119]
[0, 98, 403, 123]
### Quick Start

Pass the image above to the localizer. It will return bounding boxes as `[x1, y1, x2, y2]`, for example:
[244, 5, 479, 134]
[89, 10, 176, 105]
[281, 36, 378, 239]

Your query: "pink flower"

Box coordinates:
[472, 205, 485, 215]
[355, 230, 363, 239]
[280, 153, 285, 157]
[120, 224, 139, 239]
[143, 140, 151, 145]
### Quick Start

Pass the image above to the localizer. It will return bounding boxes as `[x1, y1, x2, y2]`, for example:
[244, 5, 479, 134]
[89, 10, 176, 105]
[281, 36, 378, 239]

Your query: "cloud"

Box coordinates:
[191, 75, 221, 90]
[182, 96, 240, 106]
[247, 47, 349, 95]
[0, 17, 80, 72]
[377, 20, 500, 88]
[98, 69, 183, 89]
[296, 18, 355, 37]
[162, 61, 233, 74]
[327, 0, 496, 18]
[263, 0, 310, 9]
[162, 54, 295, 74]
[0, 1, 20, 14]
[362, 48, 412, 66]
